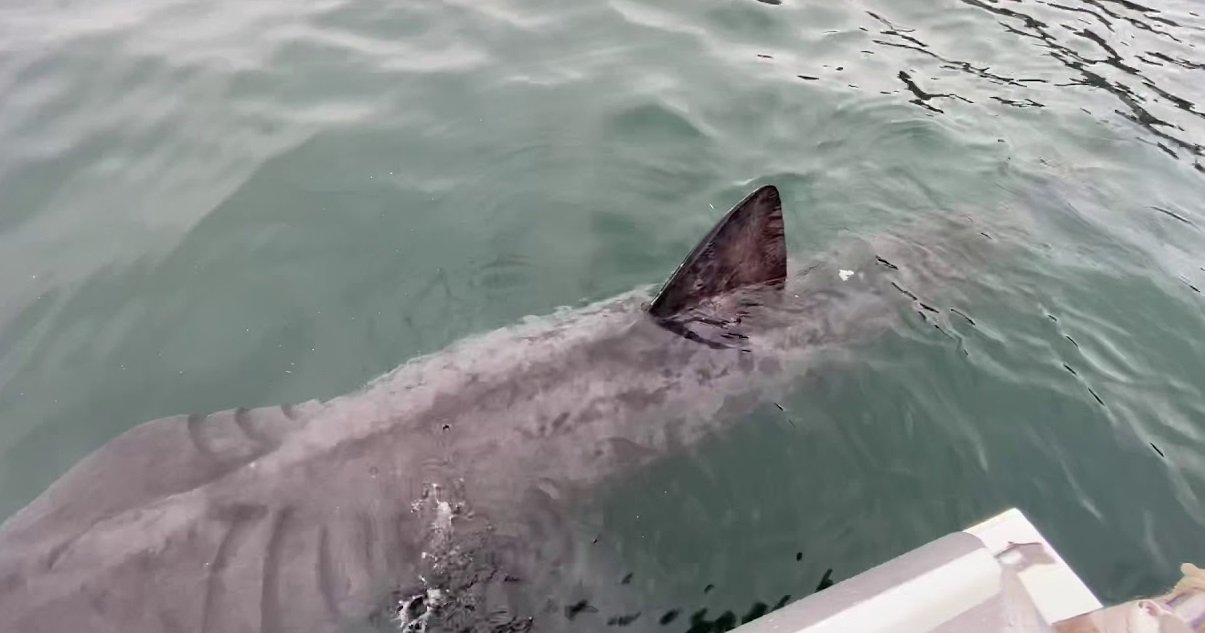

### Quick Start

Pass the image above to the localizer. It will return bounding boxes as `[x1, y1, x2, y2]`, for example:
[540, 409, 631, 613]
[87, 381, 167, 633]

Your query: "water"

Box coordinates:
[2, 0, 1204, 628]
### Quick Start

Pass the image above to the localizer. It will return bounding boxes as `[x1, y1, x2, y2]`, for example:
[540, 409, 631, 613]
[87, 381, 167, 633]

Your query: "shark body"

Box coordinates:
[0, 186, 975, 632]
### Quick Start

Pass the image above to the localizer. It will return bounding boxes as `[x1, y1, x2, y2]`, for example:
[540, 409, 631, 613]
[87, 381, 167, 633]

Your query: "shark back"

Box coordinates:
[0, 185, 809, 633]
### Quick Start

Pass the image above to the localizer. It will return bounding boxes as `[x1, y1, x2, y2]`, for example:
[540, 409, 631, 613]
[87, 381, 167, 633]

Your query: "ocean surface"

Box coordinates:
[2, 0, 1204, 628]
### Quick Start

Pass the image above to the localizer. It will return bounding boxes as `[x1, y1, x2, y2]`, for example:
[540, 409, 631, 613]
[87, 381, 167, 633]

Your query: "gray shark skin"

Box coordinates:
[0, 186, 983, 633]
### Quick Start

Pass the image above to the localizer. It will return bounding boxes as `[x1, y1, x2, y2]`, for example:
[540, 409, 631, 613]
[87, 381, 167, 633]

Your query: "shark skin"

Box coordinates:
[0, 186, 981, 633]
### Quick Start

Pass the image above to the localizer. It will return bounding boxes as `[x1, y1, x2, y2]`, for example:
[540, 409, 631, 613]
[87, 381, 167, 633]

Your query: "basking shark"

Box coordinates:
[0, 185, 981, 632]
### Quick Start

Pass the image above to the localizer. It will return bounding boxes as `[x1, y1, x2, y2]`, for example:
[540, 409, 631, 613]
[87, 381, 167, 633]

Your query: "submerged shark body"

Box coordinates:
[0, 186, 979, 632]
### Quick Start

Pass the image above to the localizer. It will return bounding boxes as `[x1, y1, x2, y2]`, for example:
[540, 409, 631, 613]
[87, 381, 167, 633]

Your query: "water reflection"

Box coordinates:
[954, 0, 1204, 167]
[896, 70, 973, 113]
[780, 0, 1205, 170]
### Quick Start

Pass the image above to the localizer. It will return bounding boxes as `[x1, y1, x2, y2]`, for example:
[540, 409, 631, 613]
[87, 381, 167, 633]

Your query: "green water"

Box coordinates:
[2, 0, 1205, 627]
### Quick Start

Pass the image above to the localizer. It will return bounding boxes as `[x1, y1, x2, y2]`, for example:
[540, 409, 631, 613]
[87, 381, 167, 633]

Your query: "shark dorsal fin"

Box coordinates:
[648, 185, 786, 319]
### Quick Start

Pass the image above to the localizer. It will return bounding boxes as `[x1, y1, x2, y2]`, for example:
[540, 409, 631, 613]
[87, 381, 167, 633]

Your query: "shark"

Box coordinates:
[0, 185, 983, 633]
